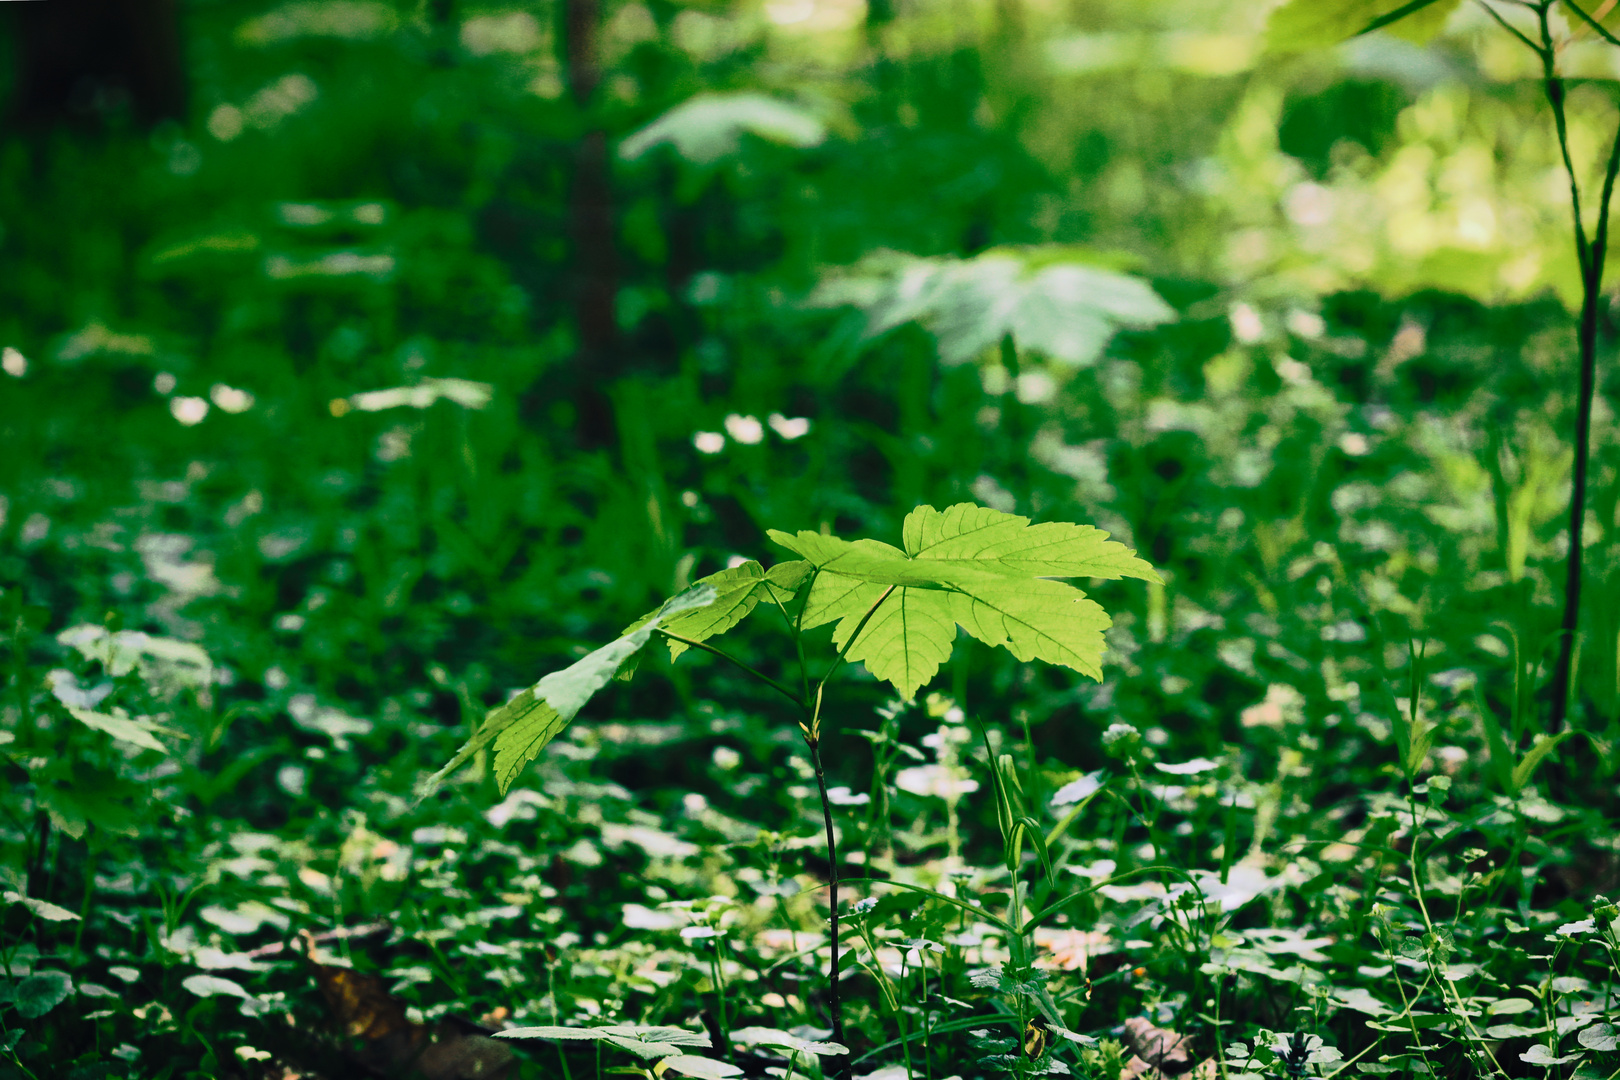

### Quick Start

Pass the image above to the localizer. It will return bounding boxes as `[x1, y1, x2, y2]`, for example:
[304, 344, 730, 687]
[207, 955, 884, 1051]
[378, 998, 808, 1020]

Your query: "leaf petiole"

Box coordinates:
[654, 630, 806, 712]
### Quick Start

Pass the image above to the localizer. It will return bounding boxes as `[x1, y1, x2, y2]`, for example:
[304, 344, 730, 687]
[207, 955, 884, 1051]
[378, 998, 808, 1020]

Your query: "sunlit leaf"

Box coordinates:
[423, 585, 717, 796]
[498, 1025, 712, 1060]
[4, 891, 81, 922]
[620, 93, 825, 163]
[181, 974, 251, 999]
[1264, 0, 1462, 51]
[1519, 1044, 1580, 1066]
[809, 247, 1173, 367]
[770, 505, 1150, 697]
[658, 1056, 745, 1079]
[831, 585, 955, 702]
[343, 377, 493, 413]
[903, 503, 1161, 583]
[66, 708, 178, 754]
[625, 559, 810, 660]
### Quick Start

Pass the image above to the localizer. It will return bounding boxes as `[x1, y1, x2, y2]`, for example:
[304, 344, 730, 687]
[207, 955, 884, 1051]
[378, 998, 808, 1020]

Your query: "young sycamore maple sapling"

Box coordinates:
[423, 502, 1160, 1060]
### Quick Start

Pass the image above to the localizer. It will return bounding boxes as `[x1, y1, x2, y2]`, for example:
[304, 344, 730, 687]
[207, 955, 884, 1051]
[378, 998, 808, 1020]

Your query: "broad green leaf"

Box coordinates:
[903, 503, 1160, 582]
[659, 1056, 745, 1079]
[1487, 998, 1538, 1015]
[1519, 1044, 1580, 1066]
[15, 970, 72, 1019]
[625, 560, 810, 660]
[831, 585, 955, 702]
[57, 624, 213, 694]
[947, 578, 1111, 679]
[1264, 0, 1462, 51]
[423, 584, 717, 797]
[491, 697, 568, 795]
[809, 247, 1173, 367]
[67, 708, 178, 754]
[182, 974, 251, 999]
[620, 92, 824, 164]
[497, 1024, 712, 1058]
[800, 567, 887, 631]
[730, 1027, 850, 1057]
[769, 531, 999, 590]
[770, 506, 1144, 696]
[4, 892, 81, 922]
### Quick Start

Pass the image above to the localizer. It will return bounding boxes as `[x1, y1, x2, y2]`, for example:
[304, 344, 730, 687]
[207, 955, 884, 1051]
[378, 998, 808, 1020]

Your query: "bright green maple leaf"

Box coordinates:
[770, 504, 1157, 699]
[1264, 0, 1462, 51]
[831, 585, 956, 703]
[625, 560, 809, 661]
[903, 503, 1162, 582]
[421, 584, 717, 797]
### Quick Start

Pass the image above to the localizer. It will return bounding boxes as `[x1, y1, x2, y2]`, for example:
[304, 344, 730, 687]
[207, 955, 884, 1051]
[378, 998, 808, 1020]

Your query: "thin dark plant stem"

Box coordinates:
[1536, 0, 1620, 728]
[809, 738, 849, 1071]
[1476, 0, 1543, 52]
[655, 631, 804, 709]
[801, 583, 896, 1078]
[1564, 0, 1620, 47]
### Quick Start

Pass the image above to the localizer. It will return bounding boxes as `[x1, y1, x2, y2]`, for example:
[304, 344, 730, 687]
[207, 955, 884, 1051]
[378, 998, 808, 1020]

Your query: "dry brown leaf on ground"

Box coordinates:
[1032, 927, 1115, 972]
[298, 931, 514, 1080]
[1122, 1016, 1196, 1076]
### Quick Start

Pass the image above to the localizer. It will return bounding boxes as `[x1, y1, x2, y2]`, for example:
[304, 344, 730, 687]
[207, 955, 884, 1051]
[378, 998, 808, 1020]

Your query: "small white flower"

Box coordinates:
[209, 384, 255, 413]
[692, 431, 725, 454]
[1, 347, 27, 377]
[170, 396, 210, 426]
[768, 413, 812, 439]
[723, 413, 764, 444]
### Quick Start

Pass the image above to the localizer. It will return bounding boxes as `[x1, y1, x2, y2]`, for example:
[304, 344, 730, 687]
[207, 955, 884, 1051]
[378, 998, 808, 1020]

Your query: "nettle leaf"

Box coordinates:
[1264, 0, 1462, 51]
[423, 585, 717, 797]
[771, 505, 1153, 699]
[625, 560, 810, 661]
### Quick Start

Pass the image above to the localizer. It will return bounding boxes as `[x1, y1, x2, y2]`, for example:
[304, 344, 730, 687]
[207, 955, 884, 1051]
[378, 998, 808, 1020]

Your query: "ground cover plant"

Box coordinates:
[5, 0, 1620, 1078]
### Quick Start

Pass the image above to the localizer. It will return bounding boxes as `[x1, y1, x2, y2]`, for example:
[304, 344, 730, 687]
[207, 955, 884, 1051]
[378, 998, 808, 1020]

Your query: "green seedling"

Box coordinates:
[428, 502, 1158, 1066]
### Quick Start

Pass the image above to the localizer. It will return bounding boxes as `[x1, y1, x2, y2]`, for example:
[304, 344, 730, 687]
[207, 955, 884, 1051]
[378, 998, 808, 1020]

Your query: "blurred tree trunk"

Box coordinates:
[7, 0, 185, 128]
[563, 0, 621, 448]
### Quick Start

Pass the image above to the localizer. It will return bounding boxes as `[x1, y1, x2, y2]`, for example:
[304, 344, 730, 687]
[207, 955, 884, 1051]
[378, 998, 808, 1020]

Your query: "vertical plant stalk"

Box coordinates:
[805, 585, 896, 1076]
[807, 728, 849, 1064]
[561, 0, 620, 448]
[679, 580, 895, 1076]
[1535, 0, 1620, 728]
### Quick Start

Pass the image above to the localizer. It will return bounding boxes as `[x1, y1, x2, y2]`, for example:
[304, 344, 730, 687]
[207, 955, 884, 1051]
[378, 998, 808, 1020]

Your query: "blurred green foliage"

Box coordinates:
[5, 0, 1620, 1077]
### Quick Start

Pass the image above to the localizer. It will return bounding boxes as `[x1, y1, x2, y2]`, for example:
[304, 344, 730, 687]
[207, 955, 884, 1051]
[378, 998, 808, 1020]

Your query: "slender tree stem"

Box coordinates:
[1537, 0, 1620, 728]
[809, 738, 849, 1071]
[802, 583, 895, 1077]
